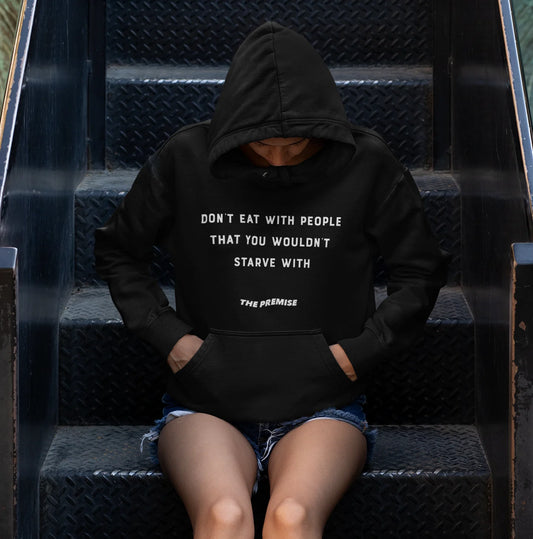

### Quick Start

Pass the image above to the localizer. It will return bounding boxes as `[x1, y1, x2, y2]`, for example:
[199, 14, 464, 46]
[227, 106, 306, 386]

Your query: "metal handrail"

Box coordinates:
[0, 0, 36, 214]
[500, 0, 533, 218]
[499, 3, 533, 536]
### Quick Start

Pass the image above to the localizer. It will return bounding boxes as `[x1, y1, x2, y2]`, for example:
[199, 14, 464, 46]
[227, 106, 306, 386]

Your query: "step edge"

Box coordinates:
[40, 424, 491, 478]
[106, 64, 433, 85]
[77, 169, 458, 194]
[59, 284, 471, 325]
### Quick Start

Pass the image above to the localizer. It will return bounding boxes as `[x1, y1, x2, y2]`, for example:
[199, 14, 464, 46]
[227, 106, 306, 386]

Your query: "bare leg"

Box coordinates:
[158, 413, 258, 539]
[263, 419, 367, 539]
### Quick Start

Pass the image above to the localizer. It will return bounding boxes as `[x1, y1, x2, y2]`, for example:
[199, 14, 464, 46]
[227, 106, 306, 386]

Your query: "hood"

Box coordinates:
[207, 21, 355, 180]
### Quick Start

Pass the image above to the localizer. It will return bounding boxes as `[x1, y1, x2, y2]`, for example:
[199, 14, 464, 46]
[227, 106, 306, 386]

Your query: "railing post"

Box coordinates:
[510, 243, 533, 538]
[0, 247, 17, 539]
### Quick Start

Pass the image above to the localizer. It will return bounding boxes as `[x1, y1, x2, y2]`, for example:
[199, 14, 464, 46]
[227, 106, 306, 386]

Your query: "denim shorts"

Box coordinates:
[141, 393, 376, 490]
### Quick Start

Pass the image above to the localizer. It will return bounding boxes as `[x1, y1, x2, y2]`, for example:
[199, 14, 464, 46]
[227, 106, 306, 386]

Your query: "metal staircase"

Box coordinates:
[35, 2, 493, 537]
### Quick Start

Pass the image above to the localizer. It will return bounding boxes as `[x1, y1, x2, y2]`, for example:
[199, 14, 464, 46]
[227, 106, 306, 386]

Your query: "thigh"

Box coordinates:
[267, 418, 367, 528]
[157, 413, 258, 525]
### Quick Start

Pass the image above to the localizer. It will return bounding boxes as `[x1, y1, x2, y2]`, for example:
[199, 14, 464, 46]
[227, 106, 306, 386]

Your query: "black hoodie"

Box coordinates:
[95, 22, 447, 423]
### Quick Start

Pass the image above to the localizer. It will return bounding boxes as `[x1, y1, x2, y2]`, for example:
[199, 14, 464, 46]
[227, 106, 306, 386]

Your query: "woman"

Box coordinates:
[95, 22, 447, 538]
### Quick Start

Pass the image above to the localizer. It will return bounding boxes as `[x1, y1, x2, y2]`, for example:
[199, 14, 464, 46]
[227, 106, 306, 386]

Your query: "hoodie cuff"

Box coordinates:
[140, 309, 193, 359]
[338, 328, 388, 380]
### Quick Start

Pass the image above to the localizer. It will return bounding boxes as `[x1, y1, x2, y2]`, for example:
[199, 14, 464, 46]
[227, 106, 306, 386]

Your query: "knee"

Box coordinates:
[203, 497, 252, 536]
[266, 497, 310, 535]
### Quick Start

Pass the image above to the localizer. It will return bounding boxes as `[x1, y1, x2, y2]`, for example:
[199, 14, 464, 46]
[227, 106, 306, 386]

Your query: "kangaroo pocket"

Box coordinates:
[167, 329, 356, 422]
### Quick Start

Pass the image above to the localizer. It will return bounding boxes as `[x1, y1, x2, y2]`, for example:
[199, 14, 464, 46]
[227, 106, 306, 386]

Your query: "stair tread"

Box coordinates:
[41, 424, 489, 478]
[78, 168, 458, 194]
[58, 283, 474, 426]
[106, 0, 433, 68]
[107, 64, 432, 84]
[40, 424, 491, 535]
[75, 168, 461, 287]
[62, 284, 471, 326]
[104, 71, 432, 169]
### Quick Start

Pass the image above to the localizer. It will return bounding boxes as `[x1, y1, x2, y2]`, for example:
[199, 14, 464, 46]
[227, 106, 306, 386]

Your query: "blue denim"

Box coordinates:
[141, 393, 376, 490]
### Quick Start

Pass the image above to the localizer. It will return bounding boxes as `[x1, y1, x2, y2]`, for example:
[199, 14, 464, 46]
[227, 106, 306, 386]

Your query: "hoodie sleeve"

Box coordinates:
[338, 168, 449, 379]
[94, 150, 193, 359]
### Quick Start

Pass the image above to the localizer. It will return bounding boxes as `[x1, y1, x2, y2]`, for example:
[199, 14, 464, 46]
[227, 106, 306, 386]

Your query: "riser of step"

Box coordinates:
[106, 0, 433, 67]
[40, 424, 491, 538]
[105, 65, 433, 169]
[74, 170, 460, 287]
[58, 286, 474, 426]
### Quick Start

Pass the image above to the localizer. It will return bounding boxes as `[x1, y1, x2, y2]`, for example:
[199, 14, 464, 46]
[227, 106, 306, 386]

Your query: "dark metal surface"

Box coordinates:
[105, 65, 433, 169]
[40, 424, 491, 538]
[450, 1, 533, 536]
[106, 0, 433, 67]
[432, 0, 452, 169]
[510, 243, 533, 536]
[87, 0, 106, 168]
[59, 286, 167, 425]
[74, 170, 175, 286]
[0, 248, 17, 539]
[58, 285, 474, 425]
[0, 0, 35, 206]
[74, 169, 459, 287]
[0, 1, 88, 536]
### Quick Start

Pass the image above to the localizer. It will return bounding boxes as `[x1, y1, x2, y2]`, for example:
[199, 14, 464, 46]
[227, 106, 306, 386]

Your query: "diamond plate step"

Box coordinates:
[105, 65, 433, 169]
[40, 424, 491, 538]
[58, 286, 474, 426]
[106, 0, 433, 67]
[74, 169, 459, 287]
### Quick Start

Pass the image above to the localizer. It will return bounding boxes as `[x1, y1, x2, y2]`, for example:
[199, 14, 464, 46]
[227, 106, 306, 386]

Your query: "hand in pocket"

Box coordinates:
[329, 344, 357, 381]
[167, 334, 204, 374]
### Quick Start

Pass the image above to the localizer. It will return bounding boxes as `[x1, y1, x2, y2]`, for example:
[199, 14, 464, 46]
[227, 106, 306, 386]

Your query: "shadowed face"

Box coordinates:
[242, 137, 322, 166]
